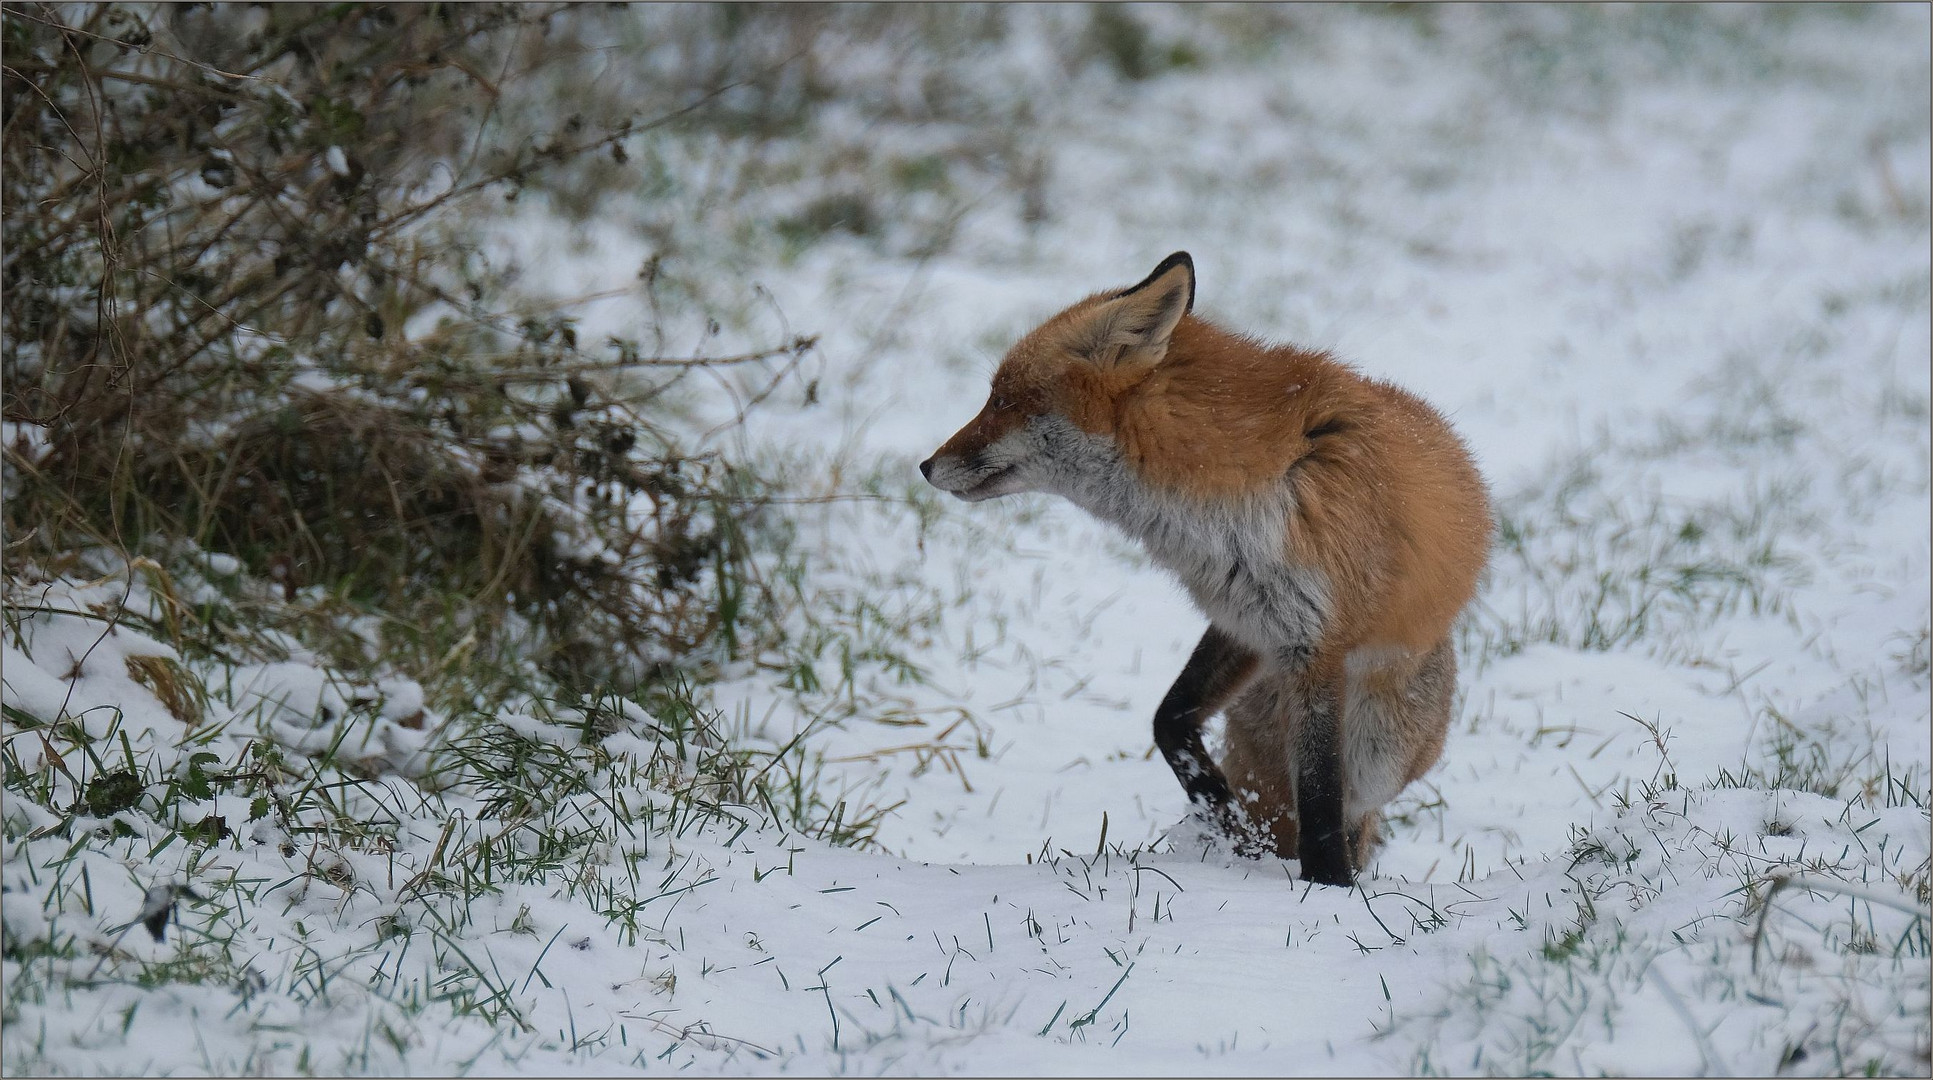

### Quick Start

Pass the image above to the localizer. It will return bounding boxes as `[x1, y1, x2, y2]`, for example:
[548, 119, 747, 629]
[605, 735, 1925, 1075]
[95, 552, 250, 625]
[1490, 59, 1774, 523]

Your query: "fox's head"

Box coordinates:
[920, 252, 1196, 503]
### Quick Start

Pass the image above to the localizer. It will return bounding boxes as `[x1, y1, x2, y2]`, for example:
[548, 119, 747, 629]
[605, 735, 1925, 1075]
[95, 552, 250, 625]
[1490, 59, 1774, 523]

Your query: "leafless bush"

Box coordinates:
[0, 2, 816, 695]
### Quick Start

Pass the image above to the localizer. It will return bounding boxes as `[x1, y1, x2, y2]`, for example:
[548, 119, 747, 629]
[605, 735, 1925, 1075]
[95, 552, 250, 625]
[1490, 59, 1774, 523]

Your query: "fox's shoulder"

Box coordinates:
[1111, 318, 1375, 496]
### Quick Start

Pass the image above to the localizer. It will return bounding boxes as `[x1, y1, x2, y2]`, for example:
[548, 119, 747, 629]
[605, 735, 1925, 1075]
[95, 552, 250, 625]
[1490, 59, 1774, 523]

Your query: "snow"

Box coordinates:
[5, 7, 1928, 1076]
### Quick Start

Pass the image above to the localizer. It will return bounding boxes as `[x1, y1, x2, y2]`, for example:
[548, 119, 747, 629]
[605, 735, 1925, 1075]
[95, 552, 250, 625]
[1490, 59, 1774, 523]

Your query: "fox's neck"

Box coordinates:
[1043, 411, 1324, 657]
[1039, 411, 1288, 567]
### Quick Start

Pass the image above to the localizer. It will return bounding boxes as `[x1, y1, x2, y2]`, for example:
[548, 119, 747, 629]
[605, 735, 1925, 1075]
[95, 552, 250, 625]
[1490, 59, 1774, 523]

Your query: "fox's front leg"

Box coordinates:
[1152, 626, 1259, 837]
[1290, 651, 1354, 887]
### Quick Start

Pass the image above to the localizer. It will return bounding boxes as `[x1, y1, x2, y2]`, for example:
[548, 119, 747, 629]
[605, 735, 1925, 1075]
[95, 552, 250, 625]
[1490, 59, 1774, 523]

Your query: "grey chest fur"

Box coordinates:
[1036, 415, 1330, 660]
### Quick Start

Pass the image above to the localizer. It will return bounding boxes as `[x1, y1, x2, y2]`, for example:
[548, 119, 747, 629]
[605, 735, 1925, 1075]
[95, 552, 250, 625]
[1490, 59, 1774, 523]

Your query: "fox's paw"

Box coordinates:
[1296, 838, 1356, 888]
[1168, 804, 1230, 855]
[1167, 803, 1253, 859]
[1222, 809, 1277, 860]
[1176, 802, 1277, 860]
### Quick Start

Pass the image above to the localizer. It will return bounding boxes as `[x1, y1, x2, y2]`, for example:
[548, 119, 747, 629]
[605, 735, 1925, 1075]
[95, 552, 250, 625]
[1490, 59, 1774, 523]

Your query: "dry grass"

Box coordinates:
[0, 2, 821, 698]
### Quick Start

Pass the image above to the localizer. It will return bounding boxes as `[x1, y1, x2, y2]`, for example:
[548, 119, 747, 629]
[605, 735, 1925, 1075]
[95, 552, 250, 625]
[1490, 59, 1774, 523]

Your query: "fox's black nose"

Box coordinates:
[918, 457, 934, 480]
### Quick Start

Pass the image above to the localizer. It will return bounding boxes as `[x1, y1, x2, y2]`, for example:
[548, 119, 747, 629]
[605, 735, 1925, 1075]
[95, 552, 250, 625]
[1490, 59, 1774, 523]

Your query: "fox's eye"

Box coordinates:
[991, 394, 1011, 411]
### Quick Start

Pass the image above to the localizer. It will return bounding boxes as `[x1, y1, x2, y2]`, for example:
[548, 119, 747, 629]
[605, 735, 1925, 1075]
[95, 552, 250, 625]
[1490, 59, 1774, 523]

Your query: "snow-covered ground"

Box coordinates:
[6, 7, 1928, 1075]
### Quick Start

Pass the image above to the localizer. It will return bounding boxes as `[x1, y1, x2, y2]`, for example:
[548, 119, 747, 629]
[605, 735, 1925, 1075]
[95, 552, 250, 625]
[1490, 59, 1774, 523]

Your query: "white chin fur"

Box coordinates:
[925, 455, 1017, 499]
[942, 468, 1020, 501]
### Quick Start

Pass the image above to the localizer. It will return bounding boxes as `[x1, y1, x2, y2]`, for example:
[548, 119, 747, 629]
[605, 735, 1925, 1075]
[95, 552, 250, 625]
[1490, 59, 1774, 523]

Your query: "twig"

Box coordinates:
[367, 61, 786, 242]
[1749, 871, 1931, 974]
[1, 6, 266, 82]
[420, 337, 819, 384]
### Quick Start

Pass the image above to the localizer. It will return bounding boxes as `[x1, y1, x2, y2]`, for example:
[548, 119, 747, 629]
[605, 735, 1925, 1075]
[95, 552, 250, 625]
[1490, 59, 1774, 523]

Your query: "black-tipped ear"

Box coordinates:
[1073, 252, 1195, 367]
[1115, 251, 1195, 314]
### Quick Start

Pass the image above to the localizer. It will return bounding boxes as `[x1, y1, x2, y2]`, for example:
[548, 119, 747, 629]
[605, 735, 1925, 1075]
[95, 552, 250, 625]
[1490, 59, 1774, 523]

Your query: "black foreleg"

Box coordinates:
[1152, 626, 1259, 820]
[1292, 660, 1354, 887]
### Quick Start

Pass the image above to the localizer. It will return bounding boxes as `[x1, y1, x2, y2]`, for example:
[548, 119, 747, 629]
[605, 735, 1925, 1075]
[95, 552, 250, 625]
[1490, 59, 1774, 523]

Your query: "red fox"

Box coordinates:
[920, 253, 1491, 886]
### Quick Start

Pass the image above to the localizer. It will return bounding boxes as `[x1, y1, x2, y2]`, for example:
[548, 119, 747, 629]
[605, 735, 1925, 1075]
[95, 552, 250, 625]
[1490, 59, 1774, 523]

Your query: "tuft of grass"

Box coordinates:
[123, 655, 204, 727]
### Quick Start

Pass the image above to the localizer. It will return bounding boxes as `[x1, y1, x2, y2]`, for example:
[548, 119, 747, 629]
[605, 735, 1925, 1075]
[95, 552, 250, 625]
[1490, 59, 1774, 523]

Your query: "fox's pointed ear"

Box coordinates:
[1117, 251, 1195, 315]
[1074, 252, 1196, 367]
